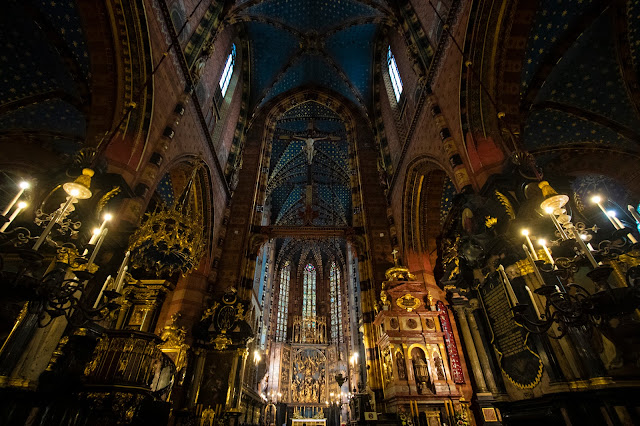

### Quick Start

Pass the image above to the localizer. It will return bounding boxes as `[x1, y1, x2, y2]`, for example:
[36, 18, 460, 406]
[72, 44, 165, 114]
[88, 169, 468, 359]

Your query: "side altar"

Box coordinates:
[373, 254, 469, 423]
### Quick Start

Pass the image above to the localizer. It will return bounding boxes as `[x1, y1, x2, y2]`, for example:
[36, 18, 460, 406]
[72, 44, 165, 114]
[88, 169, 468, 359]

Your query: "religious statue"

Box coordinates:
[396, 351, 407, 380]
[293, 135, 328, 164]
[433, 351, 445, 380]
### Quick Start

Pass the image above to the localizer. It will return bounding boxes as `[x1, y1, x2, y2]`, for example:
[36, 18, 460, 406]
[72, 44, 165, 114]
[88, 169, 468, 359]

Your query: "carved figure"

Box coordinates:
[293, 135, 328, 164]
[396, 351, 407, 380]
[433, 351, 445, 380]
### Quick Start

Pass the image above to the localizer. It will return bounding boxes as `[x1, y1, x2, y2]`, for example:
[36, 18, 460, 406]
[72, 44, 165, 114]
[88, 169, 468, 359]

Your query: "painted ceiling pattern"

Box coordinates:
[232, 0, 391, 111]
[0, 0, 89, 149]
[521, 1, 640, 154]
[276, 237, 346, 272]
[439, 176, 456, 226]
[267, 101, 351, 227]
[156, 173, 176, 206]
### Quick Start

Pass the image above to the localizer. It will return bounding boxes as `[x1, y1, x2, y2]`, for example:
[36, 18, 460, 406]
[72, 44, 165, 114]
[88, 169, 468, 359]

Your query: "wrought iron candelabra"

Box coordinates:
[0, 169, 123, 327]
[507, 181, 640, 337]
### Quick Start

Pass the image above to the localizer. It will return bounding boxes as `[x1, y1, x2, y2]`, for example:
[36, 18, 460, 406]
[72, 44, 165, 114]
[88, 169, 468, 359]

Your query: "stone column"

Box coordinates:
[452, 305, 488, 392]
[467, 300, 499, 394]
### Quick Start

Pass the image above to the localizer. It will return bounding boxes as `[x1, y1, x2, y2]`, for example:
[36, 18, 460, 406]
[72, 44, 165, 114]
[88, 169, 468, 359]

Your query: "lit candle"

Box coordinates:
[591, 196, 620, 229]
[115, 251, 130, 284]
[89, 213, 112, 245]
[609, 211, 638, 244]
[82, 228, 101, 256]
[521, 229, 538, 260]
[538, 239, 554, 266]
[607, 210, 623, 230]
[0, 201, 27, 232]
[92, 275, 112, 309]
[497, 264, 518, 306]
[2, 181, 30, 216]
[87, 228, 108, 268]
[524, 285, 542, 320]
[115, 266, 128, 293]
[628, 205, 640, 226]
[522, 244, 545, 285]
[33, 194, 77, 251]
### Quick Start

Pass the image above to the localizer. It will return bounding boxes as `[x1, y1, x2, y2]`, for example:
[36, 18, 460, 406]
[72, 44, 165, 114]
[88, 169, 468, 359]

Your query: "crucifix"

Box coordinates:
[294, 134, 326, 165]
[391, 249, 399, 267]
[286, 119, 340, 225]
[287, 119, 341, 165]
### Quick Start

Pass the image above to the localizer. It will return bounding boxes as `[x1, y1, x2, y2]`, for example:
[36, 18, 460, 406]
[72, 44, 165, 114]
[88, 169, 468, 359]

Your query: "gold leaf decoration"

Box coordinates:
[96, 186, 121, 215]
[495, 190, 515, 219]
[485, 216, 498, 228]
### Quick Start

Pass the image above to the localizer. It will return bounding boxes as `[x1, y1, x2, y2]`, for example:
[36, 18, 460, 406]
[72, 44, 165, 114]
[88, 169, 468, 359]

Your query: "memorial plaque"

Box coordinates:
[479, 275, 543, 389]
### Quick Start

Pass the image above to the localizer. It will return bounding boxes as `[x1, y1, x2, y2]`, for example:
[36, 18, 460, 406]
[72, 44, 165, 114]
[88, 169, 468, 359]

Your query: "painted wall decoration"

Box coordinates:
[436, 301, 464, 384]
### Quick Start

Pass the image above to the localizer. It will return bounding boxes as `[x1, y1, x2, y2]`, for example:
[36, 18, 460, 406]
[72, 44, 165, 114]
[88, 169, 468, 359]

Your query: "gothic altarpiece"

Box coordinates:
[273, 317, 345, 420]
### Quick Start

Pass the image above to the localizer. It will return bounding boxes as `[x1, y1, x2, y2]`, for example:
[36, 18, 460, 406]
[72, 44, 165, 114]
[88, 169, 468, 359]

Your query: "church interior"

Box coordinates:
[1, 0, 640, 425]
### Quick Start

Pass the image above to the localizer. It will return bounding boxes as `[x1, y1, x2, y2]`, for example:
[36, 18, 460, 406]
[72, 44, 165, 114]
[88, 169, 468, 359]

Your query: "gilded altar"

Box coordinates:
[291, 347, 326, 403]
[291, 315, 327, 344]
[269, 315, 347, 419]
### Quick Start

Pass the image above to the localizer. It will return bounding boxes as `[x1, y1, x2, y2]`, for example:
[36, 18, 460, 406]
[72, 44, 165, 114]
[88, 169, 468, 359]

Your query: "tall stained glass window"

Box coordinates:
[303, 264, 316, 319]
[219, 44, 236, 97]
[276, 261, 290, 342]
[330, 262, 343, 342]
[387, 46, 403, 102]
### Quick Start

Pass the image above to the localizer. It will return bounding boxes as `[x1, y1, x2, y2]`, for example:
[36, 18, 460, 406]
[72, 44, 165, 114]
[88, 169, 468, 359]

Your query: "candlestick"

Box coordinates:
[93, 275, 112, 309]
[2, 181, 30, 216]
[115, 251, 130, 283]
[115, 266, 128, 293]
[568, 227, 599, 269]
[544, 207, 568, 240]
[0, 201, 27, 232]
[521, 229, 538, 260]
[87, 228, 108, 268]
[538, 239, 554, 266]
[628, 205, 640, 225]
[607, 211, 623, 230]
[524, 286, 542, 320]
[522, 244, 546, 285]
[33, 195, 76, 251]
[608, 211, 638, 243]
[82, 228, 101, 257]
[89, 213, 112, 245]
[497, 264, 518, 306]
[592, 196, 620, 230]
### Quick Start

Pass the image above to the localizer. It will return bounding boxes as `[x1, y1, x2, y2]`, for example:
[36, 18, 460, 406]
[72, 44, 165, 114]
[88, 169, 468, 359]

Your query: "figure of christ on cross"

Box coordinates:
[293, 134, 329, 164]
